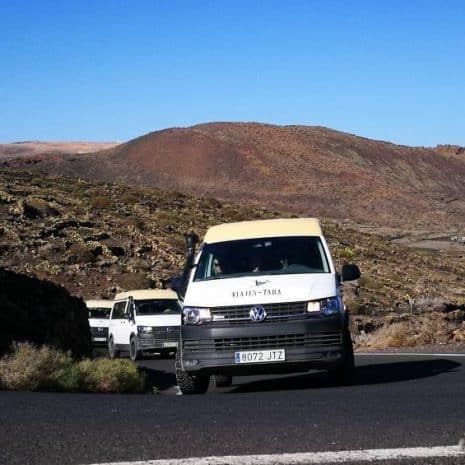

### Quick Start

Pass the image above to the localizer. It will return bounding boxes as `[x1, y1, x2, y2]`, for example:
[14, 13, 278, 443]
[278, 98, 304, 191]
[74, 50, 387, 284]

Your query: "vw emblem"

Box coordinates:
[249, 305, 267, 322]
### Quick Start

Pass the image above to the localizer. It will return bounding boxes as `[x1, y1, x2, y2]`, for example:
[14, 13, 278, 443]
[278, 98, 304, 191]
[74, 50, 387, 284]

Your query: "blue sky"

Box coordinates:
[1, 0, 464, 146]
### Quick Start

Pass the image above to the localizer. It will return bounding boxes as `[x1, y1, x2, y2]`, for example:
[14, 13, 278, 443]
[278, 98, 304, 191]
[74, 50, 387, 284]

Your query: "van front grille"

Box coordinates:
[90, 327, 108, 338]
[183, 331, 341, 353]
[211, 301, 308, 325]
[139, 326, 180, 346]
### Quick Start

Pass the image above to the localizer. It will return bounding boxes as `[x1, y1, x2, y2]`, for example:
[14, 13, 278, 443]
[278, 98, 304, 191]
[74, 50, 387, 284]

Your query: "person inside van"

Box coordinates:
[212, 257, 223, 276]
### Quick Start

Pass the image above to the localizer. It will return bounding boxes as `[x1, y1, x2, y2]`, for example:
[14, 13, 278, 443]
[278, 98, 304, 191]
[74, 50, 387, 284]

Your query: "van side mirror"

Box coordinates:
[172, 232, 199, 299]
[185, 232, 199, 250]
[127, 297, 135, 321]
[170, 275, 184, 299]
[341, 264, 361, 282]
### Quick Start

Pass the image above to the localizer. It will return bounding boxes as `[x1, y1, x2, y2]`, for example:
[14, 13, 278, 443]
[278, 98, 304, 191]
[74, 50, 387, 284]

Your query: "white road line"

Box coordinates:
[356, 352, 465, 357]
[87, 445, 464, 465]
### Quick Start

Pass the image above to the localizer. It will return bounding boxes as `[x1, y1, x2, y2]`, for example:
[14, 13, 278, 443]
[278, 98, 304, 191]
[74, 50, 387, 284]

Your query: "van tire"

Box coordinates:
[108, 336, 120, 359]
[327, 329, 354, 384]
[212, 374, 233, 388]
[175, 351, 210, 394]
[129, 336, 142, 361]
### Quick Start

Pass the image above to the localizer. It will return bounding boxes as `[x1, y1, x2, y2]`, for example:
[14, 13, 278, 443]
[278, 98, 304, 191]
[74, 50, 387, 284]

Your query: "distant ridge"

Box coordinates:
[4, 122, 465, 229]
[0, 141, 119, 159]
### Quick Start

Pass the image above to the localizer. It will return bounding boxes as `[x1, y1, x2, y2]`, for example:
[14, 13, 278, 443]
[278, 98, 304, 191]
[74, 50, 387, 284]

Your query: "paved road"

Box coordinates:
[1, 353, 464, 465]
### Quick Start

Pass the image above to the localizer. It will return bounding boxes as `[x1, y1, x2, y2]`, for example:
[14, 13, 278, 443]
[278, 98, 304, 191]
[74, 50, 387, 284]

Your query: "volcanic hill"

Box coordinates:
[4, 123, 465, 230]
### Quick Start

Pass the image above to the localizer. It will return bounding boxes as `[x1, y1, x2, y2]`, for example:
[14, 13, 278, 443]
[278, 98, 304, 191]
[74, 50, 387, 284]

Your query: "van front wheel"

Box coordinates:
[129, 336, 142, 361]
[327, 329, 354, 384]
[108, 336, 120, 359]
[175, 351, 210, 394]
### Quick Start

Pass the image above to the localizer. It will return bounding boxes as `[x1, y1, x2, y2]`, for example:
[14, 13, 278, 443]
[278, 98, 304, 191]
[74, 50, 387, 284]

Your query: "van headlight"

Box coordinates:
[183, 307, 212, 325]
[138, 326, 153, 333]
[307, 297, 343, 316]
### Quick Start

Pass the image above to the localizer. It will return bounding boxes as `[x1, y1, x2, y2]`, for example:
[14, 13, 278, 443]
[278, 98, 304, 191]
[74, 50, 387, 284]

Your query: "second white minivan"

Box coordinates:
[108, 289, 181, 361]
[86, 299, 113, 346]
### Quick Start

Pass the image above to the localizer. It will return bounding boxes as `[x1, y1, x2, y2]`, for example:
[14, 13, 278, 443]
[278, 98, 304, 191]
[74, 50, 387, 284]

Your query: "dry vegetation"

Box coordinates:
[0, 169, 464, 349]
[0, 343, 145, 392]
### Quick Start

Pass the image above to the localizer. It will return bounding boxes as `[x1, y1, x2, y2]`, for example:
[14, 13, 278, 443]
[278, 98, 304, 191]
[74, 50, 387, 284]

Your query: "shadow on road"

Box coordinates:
[138, 353, 177, 392]
[141, 367, 177, 392]
[228, 358, 461, 394]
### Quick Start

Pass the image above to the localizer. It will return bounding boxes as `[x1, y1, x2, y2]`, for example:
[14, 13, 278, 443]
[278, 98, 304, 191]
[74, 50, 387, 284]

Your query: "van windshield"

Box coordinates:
[88, 308, 111, 319]
[194, 236, 330, 281]
[134, 299, 181, 315]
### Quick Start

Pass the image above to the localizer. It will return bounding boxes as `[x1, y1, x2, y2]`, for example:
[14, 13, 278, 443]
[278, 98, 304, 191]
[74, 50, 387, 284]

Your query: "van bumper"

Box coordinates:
[180, 316, 347, 375]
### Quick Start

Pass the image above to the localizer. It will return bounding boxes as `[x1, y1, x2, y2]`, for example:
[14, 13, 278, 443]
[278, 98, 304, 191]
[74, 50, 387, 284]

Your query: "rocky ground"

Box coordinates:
[0, 169, 464, 349]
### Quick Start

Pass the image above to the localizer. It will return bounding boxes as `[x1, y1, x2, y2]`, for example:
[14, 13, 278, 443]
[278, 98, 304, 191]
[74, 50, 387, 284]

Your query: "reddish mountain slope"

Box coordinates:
[4, 123, 465, 229]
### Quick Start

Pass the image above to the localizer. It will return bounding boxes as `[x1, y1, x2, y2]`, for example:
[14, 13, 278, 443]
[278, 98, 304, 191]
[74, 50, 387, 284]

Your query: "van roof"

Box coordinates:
[203, 218, 323, 244]
[85, 299, 113, 309]
[114, 289, 178, 301]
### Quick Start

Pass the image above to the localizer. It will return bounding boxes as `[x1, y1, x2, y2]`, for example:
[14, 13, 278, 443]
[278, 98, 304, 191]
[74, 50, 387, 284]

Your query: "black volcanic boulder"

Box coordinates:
[0, 268, 92, 357]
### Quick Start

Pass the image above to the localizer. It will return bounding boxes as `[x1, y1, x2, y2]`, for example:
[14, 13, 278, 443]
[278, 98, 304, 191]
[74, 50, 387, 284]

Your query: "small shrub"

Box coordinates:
[386, 323, 413, 347]
[367, 322, 416, 349]
[358, 275, 384, 291]
[118, 271, 152, 290]
[339, 246, 357, 262]
[166, 234, 185, 252]
[0, 343, 73, 391]
[414, 296, 447, 312]
[90, 196, 112, 210]
[77, 358, 145, 393]
[22, 198, 59, 219]
[344, 294, 364, 315]
[68, 242, 100, 264]
[30, 177, 54, 189]
[0, 343, 145, 393]
[153, 210, 180, 230]
[128, 217, 145, 231]
[121, 193, 140, 205]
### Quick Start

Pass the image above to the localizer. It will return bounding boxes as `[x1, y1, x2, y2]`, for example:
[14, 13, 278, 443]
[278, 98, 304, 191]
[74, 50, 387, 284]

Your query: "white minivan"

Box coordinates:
[174, 218, 361, 394]
[86, 299, 113, 346]
[108, 289, 181, 361]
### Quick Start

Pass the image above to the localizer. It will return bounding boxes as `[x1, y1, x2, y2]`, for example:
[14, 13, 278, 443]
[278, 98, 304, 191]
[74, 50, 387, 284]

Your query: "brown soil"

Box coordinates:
[1, 169, 464, 349]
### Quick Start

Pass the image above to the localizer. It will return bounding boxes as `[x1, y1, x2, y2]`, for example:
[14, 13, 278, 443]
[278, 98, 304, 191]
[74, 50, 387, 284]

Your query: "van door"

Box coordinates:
[110, 300, 129, 347]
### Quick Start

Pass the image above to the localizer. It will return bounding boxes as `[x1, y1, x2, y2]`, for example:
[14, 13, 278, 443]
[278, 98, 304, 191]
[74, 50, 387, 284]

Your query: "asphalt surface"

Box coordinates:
[1, 353, 465, 465]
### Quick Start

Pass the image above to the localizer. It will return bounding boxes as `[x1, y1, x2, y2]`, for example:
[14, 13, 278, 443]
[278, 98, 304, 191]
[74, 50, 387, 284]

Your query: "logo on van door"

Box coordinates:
[250, 306, 267, 322]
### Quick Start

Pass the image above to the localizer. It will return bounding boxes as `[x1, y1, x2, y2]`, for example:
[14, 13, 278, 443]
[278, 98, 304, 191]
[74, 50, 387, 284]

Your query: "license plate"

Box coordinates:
[163, 342, 178, 348]
[92, 337, 107, 342]
[235, 349, 286, 364]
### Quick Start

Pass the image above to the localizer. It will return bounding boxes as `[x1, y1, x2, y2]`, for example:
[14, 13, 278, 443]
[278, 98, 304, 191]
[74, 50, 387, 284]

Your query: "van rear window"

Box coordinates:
[194, 236, 330, 281]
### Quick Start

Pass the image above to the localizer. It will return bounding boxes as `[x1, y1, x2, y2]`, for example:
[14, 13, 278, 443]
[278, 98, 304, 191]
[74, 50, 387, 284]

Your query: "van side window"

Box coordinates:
[112, 301, 126, 319]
